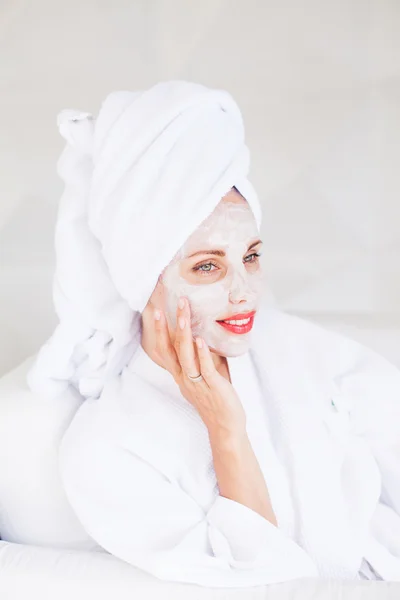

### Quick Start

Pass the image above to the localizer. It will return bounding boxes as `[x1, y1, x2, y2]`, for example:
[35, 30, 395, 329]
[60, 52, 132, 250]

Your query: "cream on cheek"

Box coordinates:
[161, 203, 264, 357]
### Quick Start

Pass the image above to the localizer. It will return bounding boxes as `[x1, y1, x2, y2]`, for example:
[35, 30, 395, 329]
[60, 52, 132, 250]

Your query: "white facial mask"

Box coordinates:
[161, 199, 265, 357]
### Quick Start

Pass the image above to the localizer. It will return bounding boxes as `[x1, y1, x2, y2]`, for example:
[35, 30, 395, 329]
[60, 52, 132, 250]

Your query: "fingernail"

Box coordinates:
[178, 298, 185, 310]
[178, 316, 185, 330]
[154, 309, 161, 321]
[196, 337, 203, 349]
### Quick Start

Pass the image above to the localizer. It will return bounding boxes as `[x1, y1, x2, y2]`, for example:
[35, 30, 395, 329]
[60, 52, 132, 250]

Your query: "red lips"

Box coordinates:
[216, 311, 256, 335]
[219, 310, 256, 321]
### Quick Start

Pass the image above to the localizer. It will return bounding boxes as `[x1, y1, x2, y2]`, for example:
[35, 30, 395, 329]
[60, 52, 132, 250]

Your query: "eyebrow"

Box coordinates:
[187, 239, 263, 259]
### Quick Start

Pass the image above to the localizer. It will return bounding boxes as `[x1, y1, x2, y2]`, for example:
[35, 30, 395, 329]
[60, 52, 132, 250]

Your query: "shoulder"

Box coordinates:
[254, 304, 400, 436]
[255, 303, 400, 378]
[254, 306, 400, 395]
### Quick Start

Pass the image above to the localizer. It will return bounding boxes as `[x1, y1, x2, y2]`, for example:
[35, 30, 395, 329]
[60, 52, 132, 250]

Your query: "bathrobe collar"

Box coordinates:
[250, 305, 363, 578]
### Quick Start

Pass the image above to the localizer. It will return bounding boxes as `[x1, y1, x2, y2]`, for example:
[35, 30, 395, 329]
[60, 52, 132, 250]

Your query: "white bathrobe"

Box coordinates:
[59, 304, 400, 587]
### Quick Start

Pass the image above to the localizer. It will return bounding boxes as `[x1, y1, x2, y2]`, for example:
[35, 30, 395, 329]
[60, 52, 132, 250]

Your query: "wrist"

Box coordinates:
[207, 423, 248, 454]
[202, 408, 246, 438]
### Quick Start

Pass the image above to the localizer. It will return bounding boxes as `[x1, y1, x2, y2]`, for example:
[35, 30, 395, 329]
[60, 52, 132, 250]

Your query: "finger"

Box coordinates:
[195, 337, 219, 387]
[154, 309, 181, 379]
[175, 297, 200, 378]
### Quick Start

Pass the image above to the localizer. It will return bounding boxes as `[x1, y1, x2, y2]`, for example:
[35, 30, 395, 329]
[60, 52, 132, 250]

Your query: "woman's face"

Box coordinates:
[159, 189, 264, 357]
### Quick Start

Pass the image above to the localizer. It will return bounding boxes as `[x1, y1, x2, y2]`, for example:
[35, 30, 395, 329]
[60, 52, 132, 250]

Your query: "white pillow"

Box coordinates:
[0, 541, 167, 600]
[0, 356, 99, 550]
[0, 541, 392, 599]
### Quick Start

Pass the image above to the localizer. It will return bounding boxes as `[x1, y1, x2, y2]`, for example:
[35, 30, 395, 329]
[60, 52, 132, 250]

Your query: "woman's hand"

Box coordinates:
[150, 297, 247, 437]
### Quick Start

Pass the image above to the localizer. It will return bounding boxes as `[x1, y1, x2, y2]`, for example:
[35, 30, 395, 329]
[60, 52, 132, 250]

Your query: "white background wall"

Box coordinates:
[1, 0, 400, 376]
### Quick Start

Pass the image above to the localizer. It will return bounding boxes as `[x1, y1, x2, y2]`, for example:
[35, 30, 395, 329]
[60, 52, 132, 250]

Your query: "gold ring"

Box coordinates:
[187, 373, 203, 382]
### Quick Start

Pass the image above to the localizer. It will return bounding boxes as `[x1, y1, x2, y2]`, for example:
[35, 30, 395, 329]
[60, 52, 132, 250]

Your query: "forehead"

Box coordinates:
[182, 201, 258, 252]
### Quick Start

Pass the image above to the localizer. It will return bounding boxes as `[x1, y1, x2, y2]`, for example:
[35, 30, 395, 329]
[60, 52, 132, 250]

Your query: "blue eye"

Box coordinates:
[193, 261, 218, 274]
[244, 252, 262, 263]
[192, 252, 261, 275]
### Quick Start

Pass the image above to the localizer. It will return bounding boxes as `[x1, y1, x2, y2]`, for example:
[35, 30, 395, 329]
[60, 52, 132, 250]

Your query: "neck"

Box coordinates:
[212, 351, 230, 382]
[210, 349, 225, 370]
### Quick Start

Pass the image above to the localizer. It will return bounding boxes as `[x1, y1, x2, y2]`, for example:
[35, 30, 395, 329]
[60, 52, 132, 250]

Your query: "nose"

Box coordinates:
[228, 269, 254, 304]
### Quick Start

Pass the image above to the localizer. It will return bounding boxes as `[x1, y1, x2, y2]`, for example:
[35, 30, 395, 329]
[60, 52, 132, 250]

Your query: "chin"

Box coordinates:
[208, 343, 250, 358]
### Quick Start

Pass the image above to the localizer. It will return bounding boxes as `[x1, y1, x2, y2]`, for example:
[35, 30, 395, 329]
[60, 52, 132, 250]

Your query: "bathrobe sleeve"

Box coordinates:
[59, 404, 317, 588]
[338, 341, 400, 579]
[342, 344, 400, 513]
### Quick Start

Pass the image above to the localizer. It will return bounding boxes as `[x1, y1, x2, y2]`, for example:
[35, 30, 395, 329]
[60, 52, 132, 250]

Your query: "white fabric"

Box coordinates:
[0, 346, 397, 596]
[59, 342, 317, 587]
[26, 80, 261, 403]
[228, 349, 296, 542]
[0, 356, 98, 550]
[2, 543, 399, 600]
[59, 306, 400, 586]
[249, 308, 400, 581]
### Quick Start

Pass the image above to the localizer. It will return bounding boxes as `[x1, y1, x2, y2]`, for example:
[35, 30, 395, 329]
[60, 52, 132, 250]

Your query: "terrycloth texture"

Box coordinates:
[59, 306, 400, 586]
[59, 327, 317, 587]
[26, 80, 261, 402]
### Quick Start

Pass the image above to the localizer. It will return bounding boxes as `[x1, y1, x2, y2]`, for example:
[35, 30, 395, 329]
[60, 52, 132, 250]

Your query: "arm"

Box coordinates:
[208, 426, 277, 525]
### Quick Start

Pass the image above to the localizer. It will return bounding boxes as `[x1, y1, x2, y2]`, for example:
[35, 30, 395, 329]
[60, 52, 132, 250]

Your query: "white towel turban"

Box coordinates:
[27, 80, 262, 401]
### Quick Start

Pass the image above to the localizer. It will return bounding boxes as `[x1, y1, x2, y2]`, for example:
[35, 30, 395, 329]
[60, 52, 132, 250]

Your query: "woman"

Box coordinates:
[27, 81, 400, 587]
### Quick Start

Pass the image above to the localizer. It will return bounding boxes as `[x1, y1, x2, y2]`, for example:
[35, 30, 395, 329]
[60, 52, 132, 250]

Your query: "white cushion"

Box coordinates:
[0, 541, 164, 599]
[0, 356, 98, 550]
[1, 541, 398, 600]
